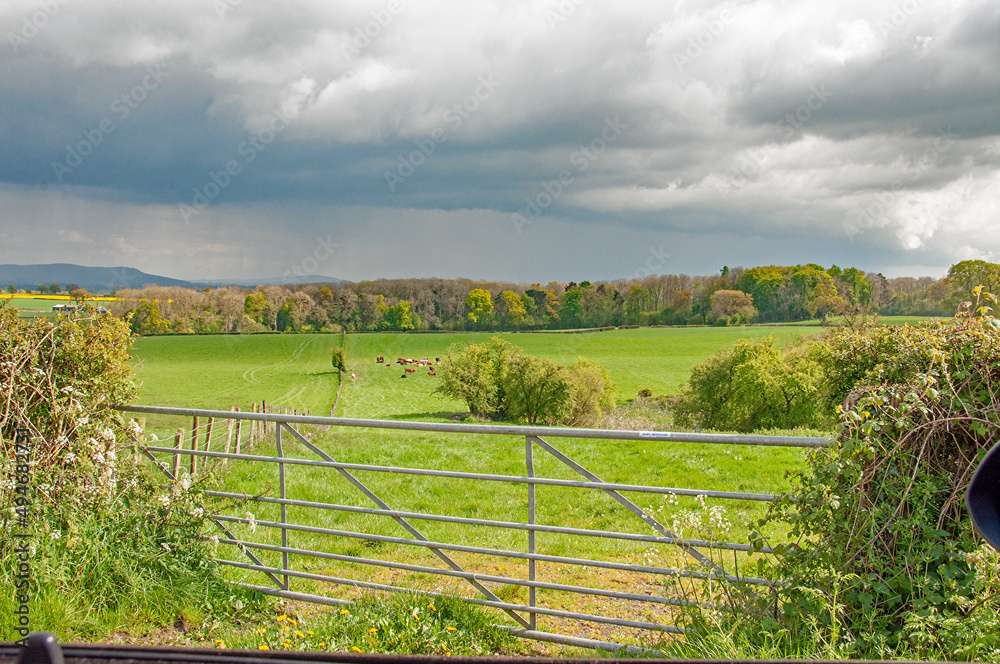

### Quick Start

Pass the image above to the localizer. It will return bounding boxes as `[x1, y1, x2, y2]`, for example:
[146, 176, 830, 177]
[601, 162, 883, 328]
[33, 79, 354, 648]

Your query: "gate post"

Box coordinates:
[526, 435, 537, 630]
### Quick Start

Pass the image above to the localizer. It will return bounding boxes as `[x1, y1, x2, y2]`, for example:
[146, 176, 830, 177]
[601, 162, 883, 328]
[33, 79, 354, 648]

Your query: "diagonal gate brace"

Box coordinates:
[529, 435, 728, 577]
[280, 423, 531, 629]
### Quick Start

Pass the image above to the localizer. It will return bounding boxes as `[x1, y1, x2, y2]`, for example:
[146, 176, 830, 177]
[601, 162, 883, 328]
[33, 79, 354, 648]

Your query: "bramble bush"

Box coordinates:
[670, 291, 1000, 660]
[0, 305, 257, 640]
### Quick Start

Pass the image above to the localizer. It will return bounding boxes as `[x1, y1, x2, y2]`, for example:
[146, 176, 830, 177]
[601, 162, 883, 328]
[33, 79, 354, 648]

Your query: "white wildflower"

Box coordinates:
[149, 433, 159, 442]
[76, 416, 88, 427]
[94, 453, 105, 465]
[49, 530, 61, 540]
[190, 507, 204, 519]
[106, 449, 116, 462]
[247, 512, 257, 533]
[179, 475, 191, 491]
[61, 385, 75, 394]
[101, 427, 115, 443]
[161, 542, 171, 552]
[129, 420, 143, 437]
[157, 495, 171, 508]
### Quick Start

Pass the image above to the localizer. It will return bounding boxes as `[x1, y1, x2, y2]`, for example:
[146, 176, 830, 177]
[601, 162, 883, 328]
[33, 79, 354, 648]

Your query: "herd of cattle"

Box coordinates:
[376, 355, 439, 378]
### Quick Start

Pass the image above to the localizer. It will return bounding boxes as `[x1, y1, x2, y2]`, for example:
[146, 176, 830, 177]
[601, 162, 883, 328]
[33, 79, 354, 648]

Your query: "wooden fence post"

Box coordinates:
[190, 416, 200, 475]
[223, 408, 234, 466]
[172, 428, 183, 478]
[204, 417, 215, 453]
[234, 407, 243, 456]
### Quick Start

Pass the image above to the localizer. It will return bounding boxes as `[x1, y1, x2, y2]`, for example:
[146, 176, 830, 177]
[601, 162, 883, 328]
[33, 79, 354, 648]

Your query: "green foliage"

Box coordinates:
[672, 303, 1000, 660]
[0, 307, 252, 641]
[435, 338, 615, 425]
[464, 288, 493, 328]
[947, 260, 1000, 308]
[331, 346, 347, 374]
[565, 357, 617, 426]
[674, 336, 826, 432]
[503, 353, 572, 424]
[229, 593, 520, 655]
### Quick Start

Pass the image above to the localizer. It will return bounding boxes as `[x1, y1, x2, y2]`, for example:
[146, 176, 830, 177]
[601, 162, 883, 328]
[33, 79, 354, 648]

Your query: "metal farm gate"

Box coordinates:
[121, 405, 830, 653]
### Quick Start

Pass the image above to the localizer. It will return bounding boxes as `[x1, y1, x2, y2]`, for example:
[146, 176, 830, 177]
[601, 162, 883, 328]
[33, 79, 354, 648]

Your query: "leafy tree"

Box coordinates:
[709, 289, 757, 323]
[806, 281, 847, 325]
[565, 358, 617, 426]
[69, 288, 91, 303]
[504, 354, 572, 424]
[331, 346, 347, 376]
[946, 259, 1000, 310]
[497, 290, 527, 329]
[382, 299, 416, 331]
[243, 291, 269, 327]
[435, 339, 506, 417]
[675, 336, 825, 432]
[6, 285, 15, 294]
[464, 288, 494, 329]
[559, 287, 582, 328]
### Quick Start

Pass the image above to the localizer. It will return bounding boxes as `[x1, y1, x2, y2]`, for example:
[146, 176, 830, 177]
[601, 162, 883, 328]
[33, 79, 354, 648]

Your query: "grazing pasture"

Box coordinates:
[129, 327, 832, 645]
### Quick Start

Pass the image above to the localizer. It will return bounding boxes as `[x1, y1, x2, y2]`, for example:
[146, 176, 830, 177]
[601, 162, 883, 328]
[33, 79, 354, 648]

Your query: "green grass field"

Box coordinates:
[129, 326, 828, 646]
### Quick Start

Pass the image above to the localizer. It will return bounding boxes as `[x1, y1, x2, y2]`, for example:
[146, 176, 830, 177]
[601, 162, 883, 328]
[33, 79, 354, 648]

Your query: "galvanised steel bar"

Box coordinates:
[205, 504, 774, 584]
[224, 565, 685, 634]
[119, 404, 831, 447]
[143, 445, 777, 502]
[213, 537, 706, 608]
[212, 512, 764, 555]
[202, 489, 777, 559]
[276, 423, 531, 630]
[526, 436, 537, 631]
[531, 434, 721, 573]
[275, 424, 289, 590]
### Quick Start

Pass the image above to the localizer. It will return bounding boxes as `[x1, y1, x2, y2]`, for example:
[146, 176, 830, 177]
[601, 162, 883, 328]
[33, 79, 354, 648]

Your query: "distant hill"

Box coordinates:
[0, 264, 196, 293]
[0, 264, 341, 294]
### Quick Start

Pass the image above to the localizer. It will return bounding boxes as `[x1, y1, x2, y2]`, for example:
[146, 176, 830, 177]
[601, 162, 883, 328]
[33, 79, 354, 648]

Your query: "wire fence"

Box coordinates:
[121, 404, 831, 653]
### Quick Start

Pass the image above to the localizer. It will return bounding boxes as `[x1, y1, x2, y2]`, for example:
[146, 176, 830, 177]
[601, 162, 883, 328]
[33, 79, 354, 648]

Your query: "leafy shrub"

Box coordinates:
[677, 304, 1000, 660]
[0, 305, 252, 641]
[674, 336, 826, 433]
[436, 338, 615, 425]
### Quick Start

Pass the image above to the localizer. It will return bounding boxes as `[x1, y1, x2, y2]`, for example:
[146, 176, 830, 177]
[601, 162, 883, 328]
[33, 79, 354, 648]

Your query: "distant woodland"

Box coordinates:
[99, 260, 996, 335]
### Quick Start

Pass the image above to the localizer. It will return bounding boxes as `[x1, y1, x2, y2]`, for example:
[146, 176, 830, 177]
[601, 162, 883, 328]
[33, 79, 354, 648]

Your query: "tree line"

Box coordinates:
[108, 260, 996, 335]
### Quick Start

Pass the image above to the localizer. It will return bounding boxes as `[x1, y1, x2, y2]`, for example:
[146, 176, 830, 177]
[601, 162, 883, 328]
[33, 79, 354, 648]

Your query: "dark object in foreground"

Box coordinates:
[967, 440, 1000, 550]
[1, 632, 949, 664]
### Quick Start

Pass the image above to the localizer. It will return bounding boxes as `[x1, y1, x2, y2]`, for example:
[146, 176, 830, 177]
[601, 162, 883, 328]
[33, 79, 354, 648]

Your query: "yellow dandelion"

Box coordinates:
[282, 626, 290, 632]
[351, 647, 363, 653]
[306, 631, 314, 636]
[214, 640, 223, 645]
[288, 619, 297, 626]
[256, 628, 266, 635]
[428, 604, 436, 611]
[446, 626, 456, 631]
[368, 628, 378, 634]
[318, 642, 325, 648]
[276, 615, 287, 622]
[340, 609, 349, 615]
[258, 645, 270, 651]
[294, 630, 304, 638]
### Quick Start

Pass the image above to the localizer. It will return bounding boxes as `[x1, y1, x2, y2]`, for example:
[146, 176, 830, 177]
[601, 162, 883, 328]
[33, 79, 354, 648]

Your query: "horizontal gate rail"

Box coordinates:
[123, 404, 831, 447]
[203, 489, 777, 555]
[144, 445, 778, 501]
[214, 542, 709, 607]
[121, 403, 827, 651]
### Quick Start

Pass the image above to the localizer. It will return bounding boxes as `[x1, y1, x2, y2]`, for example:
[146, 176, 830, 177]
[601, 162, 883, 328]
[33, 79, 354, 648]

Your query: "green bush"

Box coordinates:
[0, 305, 255, 642]
[674, 336, 826, 432]
[673, 308, 1000, 661]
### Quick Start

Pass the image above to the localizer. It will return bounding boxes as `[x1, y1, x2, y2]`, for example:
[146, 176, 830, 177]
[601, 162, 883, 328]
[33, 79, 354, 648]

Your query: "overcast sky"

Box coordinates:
[1, 0, 997, 283]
